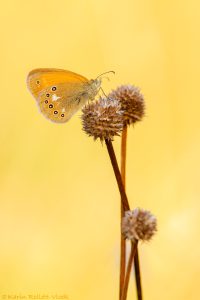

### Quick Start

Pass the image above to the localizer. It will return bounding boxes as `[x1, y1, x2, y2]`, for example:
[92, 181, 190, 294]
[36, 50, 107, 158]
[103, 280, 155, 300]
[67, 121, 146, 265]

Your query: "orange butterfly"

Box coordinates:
[27, 68, 104, 123]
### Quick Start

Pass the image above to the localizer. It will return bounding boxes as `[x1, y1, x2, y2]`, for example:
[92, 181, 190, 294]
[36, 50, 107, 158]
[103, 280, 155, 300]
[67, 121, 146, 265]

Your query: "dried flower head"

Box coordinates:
[108, 85, 145, 125]
[122, 208, 157, 242]
[81, 97, 124, 141]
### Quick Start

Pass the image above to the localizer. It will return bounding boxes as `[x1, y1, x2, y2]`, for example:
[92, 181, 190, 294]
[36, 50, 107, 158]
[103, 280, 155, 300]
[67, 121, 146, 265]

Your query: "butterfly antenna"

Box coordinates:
[96, 70, 115, 80]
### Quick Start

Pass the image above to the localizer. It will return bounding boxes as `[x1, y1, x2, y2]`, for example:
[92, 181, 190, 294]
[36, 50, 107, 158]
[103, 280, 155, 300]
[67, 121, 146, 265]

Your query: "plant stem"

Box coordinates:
[120, 127, 143, 300]
[105, 139, 130, 211]
[105, 138, 143, 300]
[121, 125, 127, 188]
[121, 241, 138, 300]
[134, 249, 142, 300]
[119, 125, 127, 300]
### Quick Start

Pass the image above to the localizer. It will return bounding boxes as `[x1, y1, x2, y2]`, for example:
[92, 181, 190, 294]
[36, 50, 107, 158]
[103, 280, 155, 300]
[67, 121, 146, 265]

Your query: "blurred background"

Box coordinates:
[0, 0, 199, 299]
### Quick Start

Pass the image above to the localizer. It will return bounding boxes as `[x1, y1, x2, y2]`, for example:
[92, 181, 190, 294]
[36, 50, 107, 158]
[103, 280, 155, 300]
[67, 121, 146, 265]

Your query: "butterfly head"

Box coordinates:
[88, 71, 115, 98]
[89, 78, 102, 92]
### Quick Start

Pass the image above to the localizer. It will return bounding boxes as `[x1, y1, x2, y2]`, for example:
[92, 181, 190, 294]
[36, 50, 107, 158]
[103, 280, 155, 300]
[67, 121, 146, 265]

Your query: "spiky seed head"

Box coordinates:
[108, 85, 145, 126]
[81, 97, 124, 141]
[122, 208, 157, 242]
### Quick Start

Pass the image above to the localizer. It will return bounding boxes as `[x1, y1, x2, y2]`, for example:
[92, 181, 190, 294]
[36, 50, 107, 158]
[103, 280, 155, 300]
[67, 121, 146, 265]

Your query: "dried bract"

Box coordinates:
[122, 208, 157, 241]
[82, 97, 124, 141]
[109, 85, 145, 125]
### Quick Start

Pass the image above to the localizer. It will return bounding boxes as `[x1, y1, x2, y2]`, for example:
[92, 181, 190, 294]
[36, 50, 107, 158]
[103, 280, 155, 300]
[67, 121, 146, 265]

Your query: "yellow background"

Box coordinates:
[0, 0, 199, 299]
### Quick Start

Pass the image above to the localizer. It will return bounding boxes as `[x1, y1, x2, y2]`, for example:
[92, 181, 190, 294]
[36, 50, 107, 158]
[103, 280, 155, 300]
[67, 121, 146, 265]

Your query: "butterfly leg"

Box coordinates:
[76, 96, 81, 104]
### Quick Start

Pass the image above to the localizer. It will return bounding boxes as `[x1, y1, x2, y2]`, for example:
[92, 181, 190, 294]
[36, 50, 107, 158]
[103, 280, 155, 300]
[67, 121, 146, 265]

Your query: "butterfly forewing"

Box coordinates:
[27, 68, 88, 99]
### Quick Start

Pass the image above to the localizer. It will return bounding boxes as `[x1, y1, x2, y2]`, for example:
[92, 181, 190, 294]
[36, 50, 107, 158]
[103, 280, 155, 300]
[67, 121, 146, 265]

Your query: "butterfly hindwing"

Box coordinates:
[38, 82, 90, 123]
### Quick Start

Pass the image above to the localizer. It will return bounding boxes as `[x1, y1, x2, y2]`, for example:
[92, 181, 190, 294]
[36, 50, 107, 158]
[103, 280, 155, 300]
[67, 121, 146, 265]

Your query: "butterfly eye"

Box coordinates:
[49, 104, 53, 108]
[54, 111, 58, 114]
[52, 86, 56, 91]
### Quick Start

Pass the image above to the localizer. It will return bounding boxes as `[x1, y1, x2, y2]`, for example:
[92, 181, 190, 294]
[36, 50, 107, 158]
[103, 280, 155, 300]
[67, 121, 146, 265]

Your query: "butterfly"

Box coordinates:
[27, 68, 105, 123]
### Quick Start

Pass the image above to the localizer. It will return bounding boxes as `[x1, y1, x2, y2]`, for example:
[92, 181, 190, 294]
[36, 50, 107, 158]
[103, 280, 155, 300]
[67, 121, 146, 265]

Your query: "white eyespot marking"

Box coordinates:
[62, 108, 66, 112]
[52, 94, 61, 101]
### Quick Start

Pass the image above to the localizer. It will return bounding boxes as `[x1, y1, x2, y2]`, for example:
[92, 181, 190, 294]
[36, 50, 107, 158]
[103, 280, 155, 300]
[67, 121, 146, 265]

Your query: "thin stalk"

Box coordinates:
[121, 125, 127, 189]
[119, 125, 128, 300]
[105, 138, 142, 300]
[134, 249, 142, 300]
[121, 241, 138, 300]
[120, 127, 143, 300]
[105, 139, 130, 211]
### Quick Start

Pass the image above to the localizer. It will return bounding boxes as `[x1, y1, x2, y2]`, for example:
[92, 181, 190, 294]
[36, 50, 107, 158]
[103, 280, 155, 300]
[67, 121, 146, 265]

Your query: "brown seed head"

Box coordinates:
[81, 97, 124, 141]
[108, 85, 145, 125]
[122, 208, 157, 242]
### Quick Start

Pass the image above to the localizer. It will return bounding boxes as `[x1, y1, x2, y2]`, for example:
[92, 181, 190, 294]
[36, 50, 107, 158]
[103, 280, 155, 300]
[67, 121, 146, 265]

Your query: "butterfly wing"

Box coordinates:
[27, 68, 100, 123]
[27, 68, 88, 100]
[38, 82, 90, 123]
